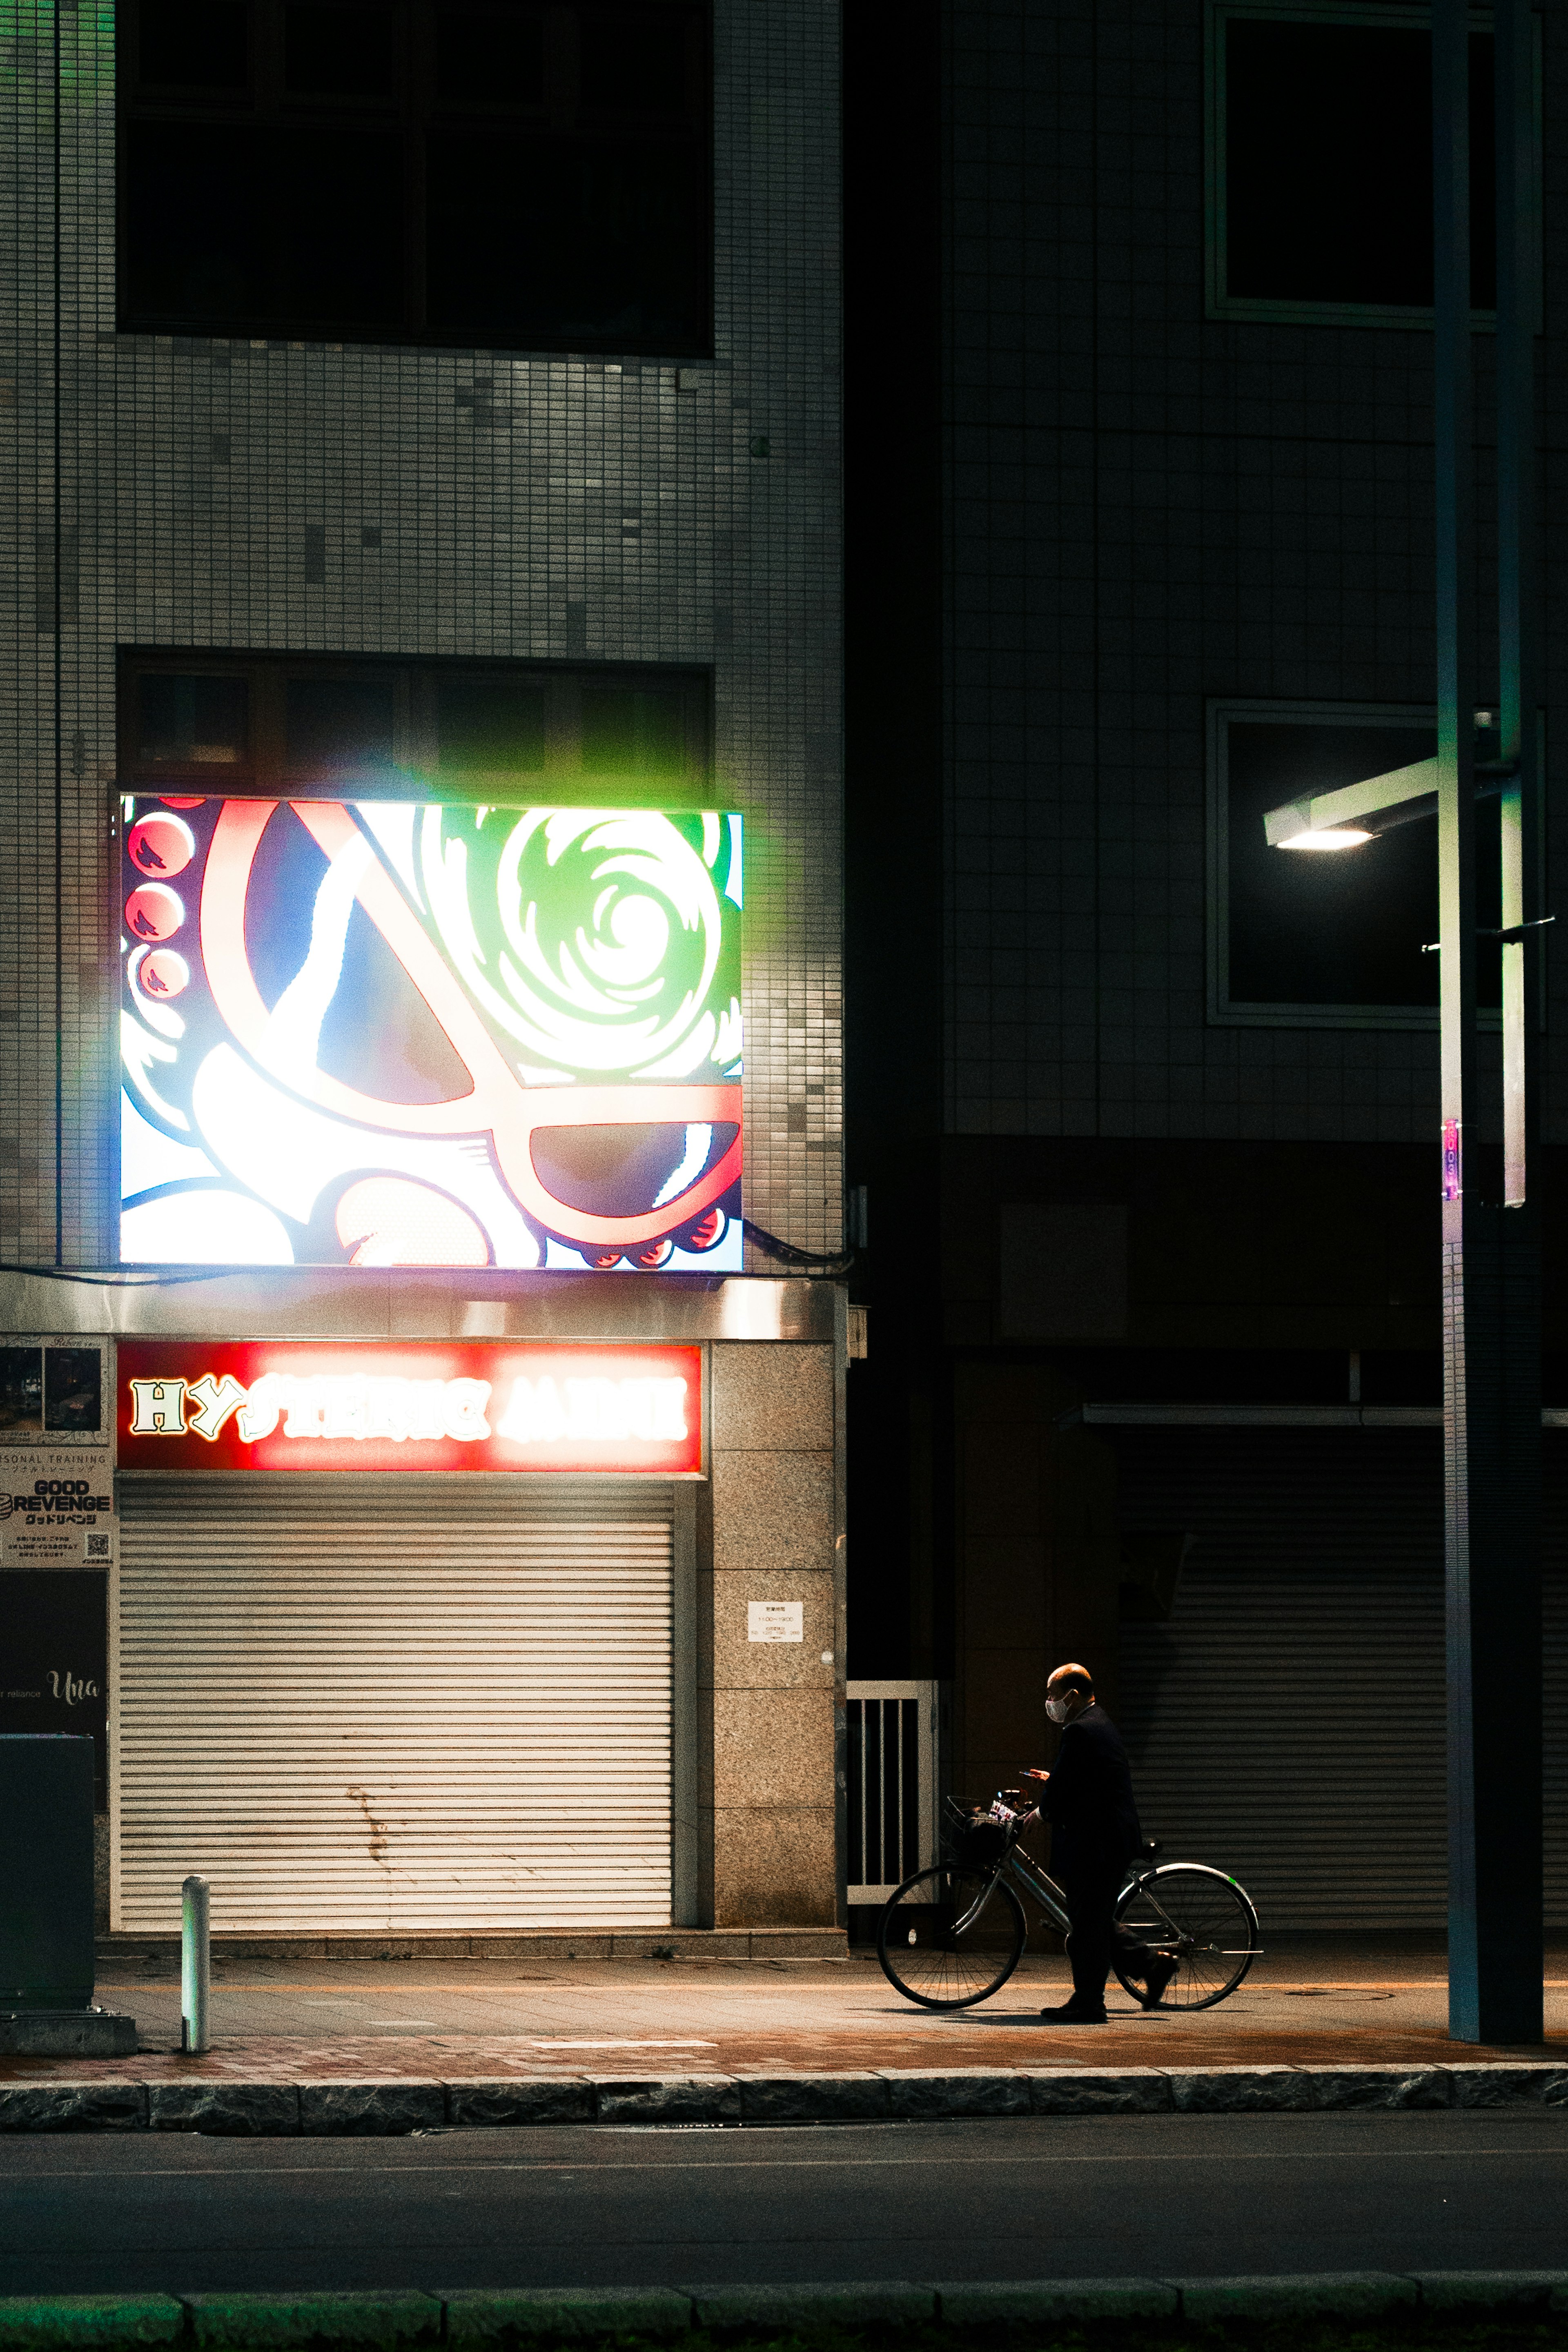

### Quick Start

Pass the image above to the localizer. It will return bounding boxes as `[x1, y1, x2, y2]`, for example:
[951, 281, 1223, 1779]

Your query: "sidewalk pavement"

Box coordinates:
[1, 1938, 1562, 2088]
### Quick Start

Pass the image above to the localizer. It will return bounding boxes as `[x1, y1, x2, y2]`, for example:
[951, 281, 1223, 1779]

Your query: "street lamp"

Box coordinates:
[1260, 0, 1543, 2049]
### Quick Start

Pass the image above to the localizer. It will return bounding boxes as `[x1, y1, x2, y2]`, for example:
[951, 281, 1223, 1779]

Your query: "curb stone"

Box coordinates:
[931, 2281, 1178, 2322]
[880, 2069, 1032, 2120]
[1030, 2069, 1170, 2114]
[738, 2073, 889, 2124]
[1308, 2067, 1451, 2110]
[148, 2085, 300, 2137]
[296, 2084, 445, 2137]
[442, 2290, 692, 2344]
[1448, 2065, 1568, 2107]
[2, 2275, 1568, 2343]
[445, 2079, 595, 2129]
[181, 2294, 441, 2349]
[2, 2062, 1568, 2131]
[593, 2076, 742, 2125]
[1412, 2273, 1568, 2311]
[1169, 2069, 1316, 2115]
[0, 2086, 147, 2133]
[0, 2297, 184, 2348]
[1172, 2274, 1420, 2320]
[685, 2285, 935, 2330]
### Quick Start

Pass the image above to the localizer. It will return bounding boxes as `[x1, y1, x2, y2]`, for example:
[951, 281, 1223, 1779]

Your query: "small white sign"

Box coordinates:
[748, 1600, 803, 1644]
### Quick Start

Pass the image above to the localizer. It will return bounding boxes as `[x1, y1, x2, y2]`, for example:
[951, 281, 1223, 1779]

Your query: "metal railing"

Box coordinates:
[844, 1680, 943, 1903]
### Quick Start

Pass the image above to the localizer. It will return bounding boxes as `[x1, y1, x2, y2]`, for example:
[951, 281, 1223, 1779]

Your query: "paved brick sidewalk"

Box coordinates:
[1, 1943, 1562, 2085]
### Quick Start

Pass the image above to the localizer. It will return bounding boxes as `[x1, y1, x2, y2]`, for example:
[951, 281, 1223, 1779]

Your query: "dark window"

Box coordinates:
[45, 1349, 104, 1435]
[138, 0, 250, 89]
[1219, 13, 1497, 313]
[136, 673, 249, 765]
[0, 1346, 43, 1436]
[118, 0, 711, 354]
[581, 684, 687, 775]
[436, 6, 546, 102]
[285, 3, 398, 97]
[1221, 715, 1501, 1016]
[435, 672, 547, 775]
[285, 675, 398, 775]
[125, 120, 405, 332]
[120, 652, 708, 793]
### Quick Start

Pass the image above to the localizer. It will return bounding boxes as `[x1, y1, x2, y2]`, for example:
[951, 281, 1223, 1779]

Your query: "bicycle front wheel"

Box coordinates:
[877, 1864, 1027, 2010]
[1112, 1862, 1259, 2011]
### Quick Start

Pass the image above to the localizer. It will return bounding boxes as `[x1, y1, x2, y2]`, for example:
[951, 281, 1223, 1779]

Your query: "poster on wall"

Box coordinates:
[0, 1573, 108, 1800]
[0, 1339, 116, 1566]
[120, 797, 743, 1272]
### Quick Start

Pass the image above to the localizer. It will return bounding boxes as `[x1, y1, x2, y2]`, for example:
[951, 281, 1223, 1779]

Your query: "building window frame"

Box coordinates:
[116, 649, 714, 801]
[1203, 0, 1535, 332]
[115, 0, 714, 360]
[1207, 695, 1442, 1031]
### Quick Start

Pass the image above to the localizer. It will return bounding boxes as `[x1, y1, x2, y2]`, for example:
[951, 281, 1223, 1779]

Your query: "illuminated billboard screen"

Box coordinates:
[120, 798, 742, 1270]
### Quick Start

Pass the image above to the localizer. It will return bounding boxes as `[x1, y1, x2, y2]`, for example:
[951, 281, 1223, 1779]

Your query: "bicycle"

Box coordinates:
[877, 1793, 1261, 2012]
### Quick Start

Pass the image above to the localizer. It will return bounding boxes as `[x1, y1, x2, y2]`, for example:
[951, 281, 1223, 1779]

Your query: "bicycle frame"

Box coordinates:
[953, 1839, 1158, 1942]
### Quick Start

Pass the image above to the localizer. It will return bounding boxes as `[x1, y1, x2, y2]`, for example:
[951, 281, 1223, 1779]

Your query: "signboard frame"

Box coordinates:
[117, 1338, 708, 1477]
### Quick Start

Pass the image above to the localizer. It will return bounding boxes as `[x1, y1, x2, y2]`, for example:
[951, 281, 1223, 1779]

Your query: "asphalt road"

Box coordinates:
[0, 2113, 1565, 2294]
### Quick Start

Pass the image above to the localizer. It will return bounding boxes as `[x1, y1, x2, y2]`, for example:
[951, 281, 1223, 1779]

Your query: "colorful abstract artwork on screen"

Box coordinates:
[120, 797, 743, 1270]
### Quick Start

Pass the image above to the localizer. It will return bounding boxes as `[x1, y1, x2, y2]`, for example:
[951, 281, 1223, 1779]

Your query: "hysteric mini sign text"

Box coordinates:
[127, 1372, 689, 1447]
[116, 1340, 705, 1474]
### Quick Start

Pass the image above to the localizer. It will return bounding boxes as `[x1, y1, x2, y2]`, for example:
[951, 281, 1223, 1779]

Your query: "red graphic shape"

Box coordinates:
[336, 1178, 490, 1267]
[160, 796, 207, 809]
[125, 883, 185, 941]
[140, 950, 190, 999]
[196, 799, 742, 1250]
[129, 813, 196, 878]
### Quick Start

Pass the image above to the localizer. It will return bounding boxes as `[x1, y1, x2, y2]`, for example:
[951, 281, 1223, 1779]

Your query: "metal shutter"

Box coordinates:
[113, 1475, 676, 1934]
[1111, 1430, 1566, 1932]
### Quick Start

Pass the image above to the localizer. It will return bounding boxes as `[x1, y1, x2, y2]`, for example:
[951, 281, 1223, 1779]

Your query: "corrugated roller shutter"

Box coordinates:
[1111, 1430, 1566, 1932]
[114, 1475, 675, 1934]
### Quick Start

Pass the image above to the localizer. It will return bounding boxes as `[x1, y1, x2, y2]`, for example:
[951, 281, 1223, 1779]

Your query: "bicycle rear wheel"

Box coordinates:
[1112, 1862, 1259, 2011]
[878, 1864, 1027, 2010]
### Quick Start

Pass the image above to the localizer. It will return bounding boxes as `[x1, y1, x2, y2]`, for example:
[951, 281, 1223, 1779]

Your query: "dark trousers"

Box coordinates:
[1060, 1860, 1152, 2010]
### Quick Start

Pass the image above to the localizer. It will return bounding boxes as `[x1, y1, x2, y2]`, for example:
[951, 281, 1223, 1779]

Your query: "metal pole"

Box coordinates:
[180, 1874, 210, 2055]
[1434, 0, 1543, 2045]
[1495, 0, 1541, 1204]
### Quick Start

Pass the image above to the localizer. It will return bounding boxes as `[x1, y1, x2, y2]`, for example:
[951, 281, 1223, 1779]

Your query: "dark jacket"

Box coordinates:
[1039, 1702, 1142, 1876]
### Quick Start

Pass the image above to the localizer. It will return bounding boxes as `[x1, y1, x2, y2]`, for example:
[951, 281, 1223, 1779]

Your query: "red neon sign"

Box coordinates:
[118, 1341, 703, 1475]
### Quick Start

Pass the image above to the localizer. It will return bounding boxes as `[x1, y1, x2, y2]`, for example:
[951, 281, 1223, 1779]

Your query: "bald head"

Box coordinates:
[1045, 1662, 1094, 1725]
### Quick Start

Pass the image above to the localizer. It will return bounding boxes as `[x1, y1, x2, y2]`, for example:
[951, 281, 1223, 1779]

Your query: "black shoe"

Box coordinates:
[1038, 2000, 1107, 2022]
[1139, 1955, 1177, 2010]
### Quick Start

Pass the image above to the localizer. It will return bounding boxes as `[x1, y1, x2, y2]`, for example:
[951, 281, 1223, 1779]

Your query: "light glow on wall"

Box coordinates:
[120, 797, 743, 1271]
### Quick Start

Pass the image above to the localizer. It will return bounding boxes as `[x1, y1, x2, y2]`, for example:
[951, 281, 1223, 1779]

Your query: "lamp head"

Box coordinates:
[1277, 826, 1374, 852]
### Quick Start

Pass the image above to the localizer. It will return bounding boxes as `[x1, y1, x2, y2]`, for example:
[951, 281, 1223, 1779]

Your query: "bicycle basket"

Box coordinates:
[946, 1801, 1011, 1872]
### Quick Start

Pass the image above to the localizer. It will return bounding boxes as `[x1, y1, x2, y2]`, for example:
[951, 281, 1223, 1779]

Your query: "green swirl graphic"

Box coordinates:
[419, 807, 738, 1080]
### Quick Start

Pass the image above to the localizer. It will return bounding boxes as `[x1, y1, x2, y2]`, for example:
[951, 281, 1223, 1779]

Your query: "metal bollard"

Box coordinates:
[180, 1874, 210, 2054]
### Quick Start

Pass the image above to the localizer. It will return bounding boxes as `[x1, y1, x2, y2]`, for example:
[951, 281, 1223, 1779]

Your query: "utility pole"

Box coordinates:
[1432, 0, 1543, 2046]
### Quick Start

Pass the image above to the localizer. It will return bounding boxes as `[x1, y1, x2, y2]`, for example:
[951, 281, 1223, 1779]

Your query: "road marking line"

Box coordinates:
[7, 2143, 1566, 2183]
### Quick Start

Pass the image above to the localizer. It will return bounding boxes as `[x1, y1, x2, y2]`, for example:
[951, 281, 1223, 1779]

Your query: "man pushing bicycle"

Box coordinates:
[1018, 1662, 1176, 2022]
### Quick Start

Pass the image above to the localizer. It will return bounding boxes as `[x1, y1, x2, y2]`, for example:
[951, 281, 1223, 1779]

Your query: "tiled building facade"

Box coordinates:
[0, 0, 849, 1946]
[4, 0, 842, 1269]
[846, 0, 1568, 1930]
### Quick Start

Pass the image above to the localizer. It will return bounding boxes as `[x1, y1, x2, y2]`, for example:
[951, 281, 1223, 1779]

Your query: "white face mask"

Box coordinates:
[1045, 1695, 1072, 1724]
